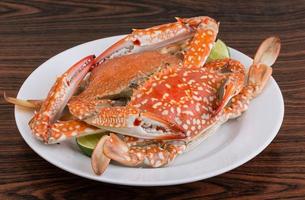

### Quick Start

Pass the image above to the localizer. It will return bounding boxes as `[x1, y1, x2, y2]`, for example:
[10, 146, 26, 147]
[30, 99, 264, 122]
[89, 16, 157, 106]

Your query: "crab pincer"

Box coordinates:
[29, 55, 100, 143]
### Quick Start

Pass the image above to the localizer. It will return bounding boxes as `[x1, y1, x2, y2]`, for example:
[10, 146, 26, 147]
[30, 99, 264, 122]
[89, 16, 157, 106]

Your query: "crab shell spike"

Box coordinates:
[254, 36, 281, 67]
[85, 106, 186, 140]
[30, 55, 95, 143]
[91, 135, 111, 175]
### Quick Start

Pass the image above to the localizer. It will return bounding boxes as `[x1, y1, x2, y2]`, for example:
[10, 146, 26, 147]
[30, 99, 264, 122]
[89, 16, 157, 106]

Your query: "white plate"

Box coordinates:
[15, 35, 284, 186]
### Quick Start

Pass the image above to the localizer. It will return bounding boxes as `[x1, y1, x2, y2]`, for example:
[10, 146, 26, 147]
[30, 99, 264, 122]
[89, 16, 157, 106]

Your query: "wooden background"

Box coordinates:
[1, 0, 305, 199]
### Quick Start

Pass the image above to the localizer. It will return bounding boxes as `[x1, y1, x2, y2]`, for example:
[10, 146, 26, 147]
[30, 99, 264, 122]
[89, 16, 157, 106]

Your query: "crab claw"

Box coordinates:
[103, 133, 139, 167]
[91, 135, 111, 175]
[253, 36, 281, 67]
[95, 16, 218, 64]
[85, 106, 186, 140]
[30, 55, 95, 143]
[92, 133, 187, 175]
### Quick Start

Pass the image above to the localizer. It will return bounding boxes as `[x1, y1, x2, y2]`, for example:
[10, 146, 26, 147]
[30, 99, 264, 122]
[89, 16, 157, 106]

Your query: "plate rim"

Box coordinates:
[14, 35, 284, 186]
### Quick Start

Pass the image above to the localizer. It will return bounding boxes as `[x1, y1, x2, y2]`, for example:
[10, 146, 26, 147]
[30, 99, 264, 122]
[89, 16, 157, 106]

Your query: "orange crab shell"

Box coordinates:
[68, 51, 181, 119]
[129, 59, 245, 139]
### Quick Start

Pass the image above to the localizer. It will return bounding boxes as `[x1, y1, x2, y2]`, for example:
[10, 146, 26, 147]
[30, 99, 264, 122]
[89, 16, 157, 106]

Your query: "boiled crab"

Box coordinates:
[7, 16, 219, 143]
[5, 16, 281, 176]
[90, 36, 280, 174]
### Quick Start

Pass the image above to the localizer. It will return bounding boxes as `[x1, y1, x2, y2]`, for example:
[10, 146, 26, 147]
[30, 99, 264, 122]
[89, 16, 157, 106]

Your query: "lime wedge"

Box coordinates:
[207, 39, 230, 62]
[76, 132, 108, 157]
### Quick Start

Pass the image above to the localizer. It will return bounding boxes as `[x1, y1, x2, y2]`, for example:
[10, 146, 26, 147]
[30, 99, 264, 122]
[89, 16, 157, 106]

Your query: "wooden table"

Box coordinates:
[1, 1, 304, 199]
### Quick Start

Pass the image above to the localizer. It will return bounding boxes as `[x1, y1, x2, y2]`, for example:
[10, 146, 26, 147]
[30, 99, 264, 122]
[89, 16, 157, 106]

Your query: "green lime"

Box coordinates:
[76, 132, 108, 157]
[207, 39, 230, 62]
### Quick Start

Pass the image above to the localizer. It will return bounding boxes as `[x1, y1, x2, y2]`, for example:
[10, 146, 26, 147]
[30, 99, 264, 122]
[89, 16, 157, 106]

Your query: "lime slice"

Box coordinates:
[207, 39, 230, 62]
[76, 132, 108, 157]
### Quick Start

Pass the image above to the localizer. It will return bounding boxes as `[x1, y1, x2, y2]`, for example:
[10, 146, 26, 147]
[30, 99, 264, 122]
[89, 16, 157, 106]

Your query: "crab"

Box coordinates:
[5, 16, 281, 176]
[90, 36, 280, 175]
[6, 16, 220, 143]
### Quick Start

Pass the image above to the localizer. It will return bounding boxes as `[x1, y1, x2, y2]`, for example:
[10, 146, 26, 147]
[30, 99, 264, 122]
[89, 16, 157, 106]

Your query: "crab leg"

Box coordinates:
[95, 16, 218, 64]
[225, 36, 281, 118]
[92, 133, 186, 174]
[203, 58, 246, 115]
[29, 55, 95, 143]
[4, 92, 43, 110]
[4, 71, 91, 110]
[47, 120, 103, 143]
[182, 17, 218, 68]
[222, 62, 275, 120]
[4, 93, 104, 143]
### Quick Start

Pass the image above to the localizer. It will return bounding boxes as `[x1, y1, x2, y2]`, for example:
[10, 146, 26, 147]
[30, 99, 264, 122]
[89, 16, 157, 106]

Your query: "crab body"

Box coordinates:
[87, 58, 245, 141]
[68, 50, 181, 120]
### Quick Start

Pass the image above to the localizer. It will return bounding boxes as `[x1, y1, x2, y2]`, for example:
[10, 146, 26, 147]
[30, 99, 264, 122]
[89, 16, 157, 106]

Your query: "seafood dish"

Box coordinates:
[6, 16, 281, 175]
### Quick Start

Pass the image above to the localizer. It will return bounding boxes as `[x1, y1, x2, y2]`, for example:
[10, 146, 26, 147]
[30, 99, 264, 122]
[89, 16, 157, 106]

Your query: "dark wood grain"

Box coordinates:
[1, 0, 305, 199]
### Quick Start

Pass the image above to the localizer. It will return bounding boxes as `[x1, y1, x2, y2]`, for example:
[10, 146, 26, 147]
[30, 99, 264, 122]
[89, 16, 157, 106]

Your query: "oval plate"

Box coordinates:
[15, 35, 284, 186]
